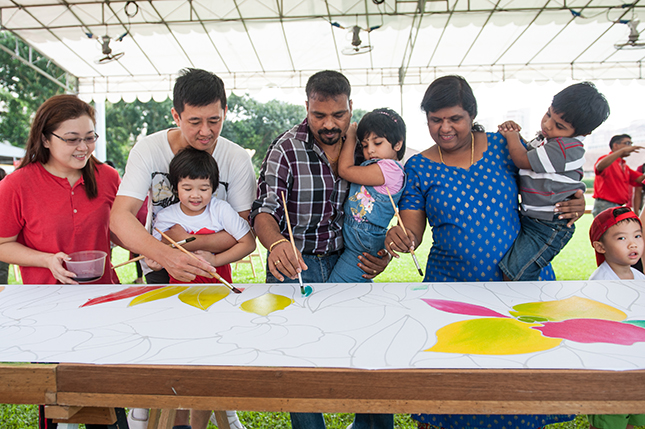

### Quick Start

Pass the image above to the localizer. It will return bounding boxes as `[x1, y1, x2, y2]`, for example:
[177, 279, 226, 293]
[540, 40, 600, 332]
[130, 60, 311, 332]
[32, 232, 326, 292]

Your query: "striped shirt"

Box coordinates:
[250, 119, 348, 254]
[519, 135, 586, 220]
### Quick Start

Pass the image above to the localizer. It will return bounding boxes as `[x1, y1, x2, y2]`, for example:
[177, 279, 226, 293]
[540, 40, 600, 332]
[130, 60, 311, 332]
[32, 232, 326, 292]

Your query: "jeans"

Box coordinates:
[328, 218, 385, 283]
[592, 198, 621, 217]
[499, 215, 574, 281]
[290, 412, 393, 429]
[266, 252, 340, 283]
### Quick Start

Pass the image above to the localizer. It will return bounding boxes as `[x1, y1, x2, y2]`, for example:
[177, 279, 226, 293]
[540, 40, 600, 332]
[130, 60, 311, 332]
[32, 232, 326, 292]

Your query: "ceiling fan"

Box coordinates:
[614, 20, 645, 50]
[342, 26, 374, 55]
[331, 22, 381, 56]
[86, 32, 128, 64]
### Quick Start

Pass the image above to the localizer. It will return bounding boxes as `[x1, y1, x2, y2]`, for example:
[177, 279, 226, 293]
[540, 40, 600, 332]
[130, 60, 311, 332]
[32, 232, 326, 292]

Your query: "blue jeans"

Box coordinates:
[499, 215, 574, 281]
[328, 218, 386, 283]
[290, 412, 393, 429]
[266, 252, 340, 283]
[592, 198, 621, 217]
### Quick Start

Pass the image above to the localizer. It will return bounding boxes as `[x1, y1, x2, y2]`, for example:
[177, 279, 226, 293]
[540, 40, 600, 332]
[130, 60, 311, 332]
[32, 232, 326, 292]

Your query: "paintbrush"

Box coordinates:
[386, 187, 424, 277]
[154, 228, 242, 294]
[281, 191, 313, 297]
[111, 237, 196, 269]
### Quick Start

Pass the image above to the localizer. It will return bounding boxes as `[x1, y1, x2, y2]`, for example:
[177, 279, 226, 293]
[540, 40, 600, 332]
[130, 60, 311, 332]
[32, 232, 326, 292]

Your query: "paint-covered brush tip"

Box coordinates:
[417, 268, 424, 276]
[301, 285, 313, 297]
[232, 287, 243, 294]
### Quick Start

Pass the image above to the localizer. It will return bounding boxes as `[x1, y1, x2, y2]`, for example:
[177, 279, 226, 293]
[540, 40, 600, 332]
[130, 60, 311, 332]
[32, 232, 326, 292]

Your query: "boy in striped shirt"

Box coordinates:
[498, 82, 610, 281]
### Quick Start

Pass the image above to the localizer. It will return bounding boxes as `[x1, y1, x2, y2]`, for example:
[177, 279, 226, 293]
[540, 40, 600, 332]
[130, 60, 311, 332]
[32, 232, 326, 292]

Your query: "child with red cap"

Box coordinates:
[588, 206, 645, 429]
[589, 206, 645, 280]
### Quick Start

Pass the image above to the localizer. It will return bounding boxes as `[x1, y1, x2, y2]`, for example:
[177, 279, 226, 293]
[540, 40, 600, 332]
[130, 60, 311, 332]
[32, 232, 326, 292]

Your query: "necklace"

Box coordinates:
[326, 142, 342, 163]
[438, 132, 475, 166]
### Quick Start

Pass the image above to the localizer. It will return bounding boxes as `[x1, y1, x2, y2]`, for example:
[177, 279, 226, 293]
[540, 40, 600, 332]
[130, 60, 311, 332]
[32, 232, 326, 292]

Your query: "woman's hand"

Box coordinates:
[385, 225, 418, 258]
[46, 252, 79, 284]
[555, 189, 586, 227]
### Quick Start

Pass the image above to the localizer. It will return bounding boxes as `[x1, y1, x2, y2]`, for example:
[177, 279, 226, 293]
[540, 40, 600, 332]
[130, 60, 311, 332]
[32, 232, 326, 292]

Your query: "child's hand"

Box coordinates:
[143, 256, 163, 271]
[498, 120, 522, 140]
[498, 120, 521, 132]
[345, 122, 357, 141]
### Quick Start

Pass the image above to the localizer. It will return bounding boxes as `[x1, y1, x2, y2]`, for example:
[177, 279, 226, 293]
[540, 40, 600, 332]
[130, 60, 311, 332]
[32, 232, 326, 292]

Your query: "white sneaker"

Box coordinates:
[210, 410, 246, 429]
[127, 408, 150, 429]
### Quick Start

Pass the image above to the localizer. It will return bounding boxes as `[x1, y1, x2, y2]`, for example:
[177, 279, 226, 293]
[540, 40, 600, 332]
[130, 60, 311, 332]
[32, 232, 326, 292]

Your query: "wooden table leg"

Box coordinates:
[212, 410, 231, 429]
[158, 409, 177, 429]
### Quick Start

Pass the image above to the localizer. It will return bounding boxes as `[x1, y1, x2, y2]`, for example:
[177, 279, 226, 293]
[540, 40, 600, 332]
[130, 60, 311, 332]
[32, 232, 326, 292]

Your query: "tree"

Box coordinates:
[104, 99, 175, 173]
[0, 32, 70, 146]
[222, 93, 305, 171]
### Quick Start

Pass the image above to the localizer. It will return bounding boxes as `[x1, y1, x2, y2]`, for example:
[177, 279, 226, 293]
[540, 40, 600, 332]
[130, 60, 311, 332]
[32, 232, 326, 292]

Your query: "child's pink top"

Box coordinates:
[373, 159, 405, 195]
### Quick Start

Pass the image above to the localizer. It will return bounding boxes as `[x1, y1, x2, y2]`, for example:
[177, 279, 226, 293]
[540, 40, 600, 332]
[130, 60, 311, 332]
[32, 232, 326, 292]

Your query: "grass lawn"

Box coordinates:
[0, 214, 616, 428]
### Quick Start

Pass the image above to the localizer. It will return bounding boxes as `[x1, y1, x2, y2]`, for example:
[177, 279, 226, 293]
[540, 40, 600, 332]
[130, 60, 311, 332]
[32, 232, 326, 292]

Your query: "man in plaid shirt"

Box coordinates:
[250, 70, 393, 429]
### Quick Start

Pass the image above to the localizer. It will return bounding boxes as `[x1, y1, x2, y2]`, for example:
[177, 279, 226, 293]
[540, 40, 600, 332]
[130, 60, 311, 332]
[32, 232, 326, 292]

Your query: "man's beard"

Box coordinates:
[318, 128, 342, 146]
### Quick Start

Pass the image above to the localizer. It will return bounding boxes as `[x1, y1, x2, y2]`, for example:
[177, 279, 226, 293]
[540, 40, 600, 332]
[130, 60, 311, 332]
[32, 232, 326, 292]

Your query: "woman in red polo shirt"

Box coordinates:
[0, 94, 120, 284]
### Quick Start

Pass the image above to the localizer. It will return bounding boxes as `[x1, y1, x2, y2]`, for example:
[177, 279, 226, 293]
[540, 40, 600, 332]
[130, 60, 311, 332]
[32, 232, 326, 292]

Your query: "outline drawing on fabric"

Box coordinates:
[1, 280, 645, 370]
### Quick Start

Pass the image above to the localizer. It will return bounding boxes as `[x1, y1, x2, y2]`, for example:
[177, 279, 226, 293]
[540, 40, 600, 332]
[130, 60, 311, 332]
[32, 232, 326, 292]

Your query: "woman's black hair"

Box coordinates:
[420, 75, 484, 132]
[356, 108, 406, 160]
[168, 146, 219, 196]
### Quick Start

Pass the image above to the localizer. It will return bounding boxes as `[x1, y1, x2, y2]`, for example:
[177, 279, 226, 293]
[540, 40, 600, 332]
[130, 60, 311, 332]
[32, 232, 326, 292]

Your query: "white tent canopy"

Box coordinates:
[2, 0, 645, 101]
[0, 141, 26, 158]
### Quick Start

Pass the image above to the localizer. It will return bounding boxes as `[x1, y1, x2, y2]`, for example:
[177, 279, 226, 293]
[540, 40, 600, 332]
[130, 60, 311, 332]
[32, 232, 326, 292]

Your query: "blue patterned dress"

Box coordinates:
[401, 132, 569, 429]
[401, 132, 555, 283]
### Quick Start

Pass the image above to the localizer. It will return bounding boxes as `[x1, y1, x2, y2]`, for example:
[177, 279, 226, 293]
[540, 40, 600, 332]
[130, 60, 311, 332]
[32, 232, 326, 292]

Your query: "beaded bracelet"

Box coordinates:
[269, 238, 289, 252]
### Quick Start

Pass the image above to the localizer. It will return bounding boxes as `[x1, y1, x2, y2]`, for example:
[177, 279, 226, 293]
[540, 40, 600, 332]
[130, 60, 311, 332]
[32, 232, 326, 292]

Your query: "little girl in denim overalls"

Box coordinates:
[329, 108, 406, 283]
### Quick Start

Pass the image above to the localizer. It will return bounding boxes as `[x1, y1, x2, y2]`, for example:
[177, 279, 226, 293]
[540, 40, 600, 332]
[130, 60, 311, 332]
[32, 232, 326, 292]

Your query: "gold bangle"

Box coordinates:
[269, 238, 288, 252]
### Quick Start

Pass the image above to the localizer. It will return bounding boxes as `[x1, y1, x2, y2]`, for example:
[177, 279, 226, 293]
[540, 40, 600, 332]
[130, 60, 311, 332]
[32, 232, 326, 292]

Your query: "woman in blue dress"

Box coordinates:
[385, 75, 585, 429]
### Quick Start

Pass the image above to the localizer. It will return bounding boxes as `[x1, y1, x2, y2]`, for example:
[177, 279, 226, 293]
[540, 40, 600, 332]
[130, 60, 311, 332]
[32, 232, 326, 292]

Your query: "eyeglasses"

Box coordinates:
[51, 132, 99, 146]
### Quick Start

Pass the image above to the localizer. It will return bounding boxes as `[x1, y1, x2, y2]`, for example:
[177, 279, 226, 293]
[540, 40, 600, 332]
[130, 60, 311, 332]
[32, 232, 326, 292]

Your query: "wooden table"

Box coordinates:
[3, 363, 645, 418]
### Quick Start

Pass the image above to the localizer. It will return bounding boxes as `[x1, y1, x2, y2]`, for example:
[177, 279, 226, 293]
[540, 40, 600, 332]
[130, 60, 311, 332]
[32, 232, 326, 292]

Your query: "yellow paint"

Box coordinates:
[129, 286, 189, 306]
[240, 293, 293, 316]
[509, 296, 626, 322]
[178, 286, 230, 310]
[426, 318, 561, 355]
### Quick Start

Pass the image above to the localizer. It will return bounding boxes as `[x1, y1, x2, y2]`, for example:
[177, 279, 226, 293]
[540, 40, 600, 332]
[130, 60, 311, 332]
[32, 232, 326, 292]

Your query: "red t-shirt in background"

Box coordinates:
[593, 153, 643, 206]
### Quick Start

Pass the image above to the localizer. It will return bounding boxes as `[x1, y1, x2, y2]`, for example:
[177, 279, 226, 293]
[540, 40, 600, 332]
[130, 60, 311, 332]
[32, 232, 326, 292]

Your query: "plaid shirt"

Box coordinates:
[251, 119, 348, 255]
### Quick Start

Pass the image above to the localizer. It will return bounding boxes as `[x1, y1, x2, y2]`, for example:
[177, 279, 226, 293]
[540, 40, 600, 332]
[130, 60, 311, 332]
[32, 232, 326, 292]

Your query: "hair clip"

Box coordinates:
[378, 110, 397, 123]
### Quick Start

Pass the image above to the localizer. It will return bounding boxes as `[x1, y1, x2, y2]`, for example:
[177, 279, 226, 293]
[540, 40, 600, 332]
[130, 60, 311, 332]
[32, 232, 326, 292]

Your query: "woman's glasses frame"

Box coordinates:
[50, 132, 99, 146]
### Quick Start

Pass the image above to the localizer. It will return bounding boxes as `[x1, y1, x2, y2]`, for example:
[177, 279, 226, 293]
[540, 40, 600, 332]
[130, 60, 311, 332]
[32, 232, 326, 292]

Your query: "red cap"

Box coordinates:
[589, 207, 641, 266]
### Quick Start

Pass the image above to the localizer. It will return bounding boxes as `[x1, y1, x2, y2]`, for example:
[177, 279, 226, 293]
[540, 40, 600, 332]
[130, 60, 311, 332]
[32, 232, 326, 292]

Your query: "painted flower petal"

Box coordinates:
[81, 286, 163, 307]
[178, 286, 230, 310]
[422, 299, 509, 318]
[624, 320, 645, 329]
[240, 293, 293, 316]
[534, 318, 645, 345]
[509, 296, 626, 322]
[128, 286, 189, 306]
[426, 318, 561, 355]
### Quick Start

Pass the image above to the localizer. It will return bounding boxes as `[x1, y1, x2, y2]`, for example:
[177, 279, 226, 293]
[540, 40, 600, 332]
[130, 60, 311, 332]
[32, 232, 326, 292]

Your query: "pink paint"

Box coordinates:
[81, 286, 163, 307]
[422, 299, 509, 318]
[534, 318, 645, 345]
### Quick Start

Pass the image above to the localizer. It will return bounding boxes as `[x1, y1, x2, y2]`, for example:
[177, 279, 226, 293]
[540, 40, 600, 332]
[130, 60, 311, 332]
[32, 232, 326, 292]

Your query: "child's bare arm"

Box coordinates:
[206, 232, 256, 267]
[498, 120, 531, 170]
[337, 123, 386, 186]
